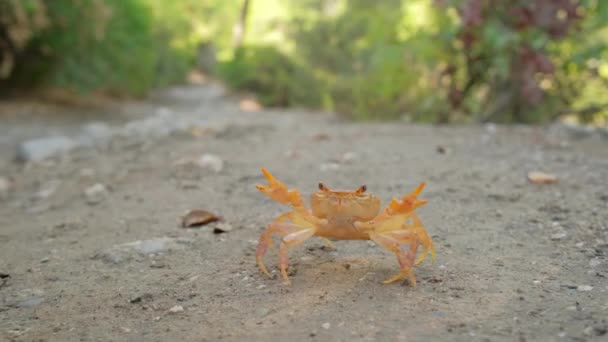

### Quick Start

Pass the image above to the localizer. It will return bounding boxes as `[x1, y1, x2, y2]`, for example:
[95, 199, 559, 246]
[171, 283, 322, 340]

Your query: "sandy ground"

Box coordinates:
[0, 83, 607, 342]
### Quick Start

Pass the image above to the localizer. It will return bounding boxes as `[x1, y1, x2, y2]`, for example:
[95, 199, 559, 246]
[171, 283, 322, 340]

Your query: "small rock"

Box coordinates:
[589, 258, 601, 268]
[130, 238, 172, 255]
[196, 154, 223, 173]
[15, 296, 44, 308]
[436, 145, 449, 154]
[527, 171, 558, 185]
[150, 260, 166, 269]
[550, 232, 567, 241]
[320, 163, 340, 172]
[168, 305, 184, 313]
[33, 180, 61, 200]
[0, 176, 11, 198]
[79, 122, 112, 145]
[94, 249, 128, 265]
[79, 168, 96, 179]
[577, 285, 593, 292]
[16, 136, 77, 162]
[84, 183, 109, 205]
[583, 326, 594, 336]
[256, 307, 270, 317]
[40, 257, 50, 264]
[129, 293, 153, 303]
[322, 322, 331, 330]
[213, 222, 233, 234]
[0, 272, 9, 288]
[341, 152, 357, 163]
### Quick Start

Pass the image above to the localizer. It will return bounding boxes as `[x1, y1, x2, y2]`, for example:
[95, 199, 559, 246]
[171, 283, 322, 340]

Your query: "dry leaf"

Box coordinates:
[181, 209, 221, 228]
[527, 171, 558, 184]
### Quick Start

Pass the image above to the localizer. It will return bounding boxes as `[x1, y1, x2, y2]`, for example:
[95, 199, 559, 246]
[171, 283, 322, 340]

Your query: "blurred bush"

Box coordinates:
[0, 0, 233, 96]
[218, 0, 608, 124]
[1, 0, 607, 124]
[218, 45, 321, 106]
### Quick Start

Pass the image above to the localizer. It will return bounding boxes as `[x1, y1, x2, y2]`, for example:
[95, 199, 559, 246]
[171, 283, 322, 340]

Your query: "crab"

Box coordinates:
[255, 168, 435, 286]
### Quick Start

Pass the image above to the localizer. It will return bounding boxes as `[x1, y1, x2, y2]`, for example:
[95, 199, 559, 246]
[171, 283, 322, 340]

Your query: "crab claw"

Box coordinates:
[256, 168, 304, 207]
[387, 182, 428, 215]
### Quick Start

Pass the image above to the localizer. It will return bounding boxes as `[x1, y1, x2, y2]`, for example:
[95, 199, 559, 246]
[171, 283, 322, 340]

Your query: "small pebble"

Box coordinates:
[0, 176, 11, 197]
[577, 285, 593, 292]
[322, 322, 331, 330]
[589, 258, 601, 268]
[84, 183, 109, 205]
[550, 232, 567, 240]
[196, 154, 223, 173]
[213, 222, 233, 234]
[583, 326, 594, 336]
[341, 152, 357, 163]
[168, 305, 184, 313]
[320, 163, 340, 172]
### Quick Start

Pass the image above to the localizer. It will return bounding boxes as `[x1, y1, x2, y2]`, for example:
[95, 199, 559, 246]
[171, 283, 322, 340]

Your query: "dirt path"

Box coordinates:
[0, 83, 607, 341]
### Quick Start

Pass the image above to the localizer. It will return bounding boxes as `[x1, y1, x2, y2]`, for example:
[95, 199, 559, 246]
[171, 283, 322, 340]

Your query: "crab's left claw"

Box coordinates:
[256, 168, 304, 207]
[387, 182, 428, 215]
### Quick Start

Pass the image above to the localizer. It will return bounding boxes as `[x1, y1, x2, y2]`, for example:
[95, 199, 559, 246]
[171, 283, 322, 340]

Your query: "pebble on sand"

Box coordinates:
[196, 154, 224, 173]
[577, 285, 593, 292]
[169, 305, 184, 313]
[16, 136, 77, 162]
[84, 183, 109, 204]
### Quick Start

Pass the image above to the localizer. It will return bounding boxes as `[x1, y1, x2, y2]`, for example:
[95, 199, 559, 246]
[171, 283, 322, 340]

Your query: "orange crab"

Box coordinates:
[255, 168, 435, 286]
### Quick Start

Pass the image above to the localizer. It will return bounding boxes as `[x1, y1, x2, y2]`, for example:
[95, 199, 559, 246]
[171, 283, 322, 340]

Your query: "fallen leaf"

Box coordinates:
[527, 171, 558, 184]
[181, 209, 221, 228]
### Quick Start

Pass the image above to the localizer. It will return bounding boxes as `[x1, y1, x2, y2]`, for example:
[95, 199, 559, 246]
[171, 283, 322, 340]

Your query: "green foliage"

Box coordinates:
[214, 0, 608, 124]
[1, 0, 607, 125]
[0, 0, 232, 96]
[218, 45, 321, 106]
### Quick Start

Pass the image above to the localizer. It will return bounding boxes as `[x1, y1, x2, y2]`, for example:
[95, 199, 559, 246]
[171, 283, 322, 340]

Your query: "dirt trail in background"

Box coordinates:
[0, 83, 607, 342]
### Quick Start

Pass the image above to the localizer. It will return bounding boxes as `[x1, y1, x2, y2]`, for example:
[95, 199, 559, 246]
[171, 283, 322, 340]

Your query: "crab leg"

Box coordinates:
[278, 228, 316, 284]
[256, 218, 299, 278]
[369, 231, 420, 286]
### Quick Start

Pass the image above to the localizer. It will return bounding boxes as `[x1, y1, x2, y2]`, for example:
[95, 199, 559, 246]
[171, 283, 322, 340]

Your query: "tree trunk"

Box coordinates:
[232, 0, 250, 48]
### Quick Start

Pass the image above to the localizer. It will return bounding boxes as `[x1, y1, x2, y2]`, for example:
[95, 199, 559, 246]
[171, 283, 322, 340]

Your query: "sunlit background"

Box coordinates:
[1, 0, 607, 124]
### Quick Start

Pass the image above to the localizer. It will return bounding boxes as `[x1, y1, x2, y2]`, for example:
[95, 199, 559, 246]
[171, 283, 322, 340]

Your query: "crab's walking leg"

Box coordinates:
[278, 228, 316, 284]
[256, 216, 299, 278]
[407, 213, 435, 265]
[370, 231, 420, 286]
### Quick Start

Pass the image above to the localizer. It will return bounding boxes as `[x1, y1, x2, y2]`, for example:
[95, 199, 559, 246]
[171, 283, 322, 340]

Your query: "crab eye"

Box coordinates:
[355, 185, 367, 194]
[318, 182, 329, 191]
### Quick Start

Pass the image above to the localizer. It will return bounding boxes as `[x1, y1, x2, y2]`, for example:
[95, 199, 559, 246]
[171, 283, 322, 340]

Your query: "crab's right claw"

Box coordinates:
[256, 168, 303, 207]
[387, 182, 428, 215]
